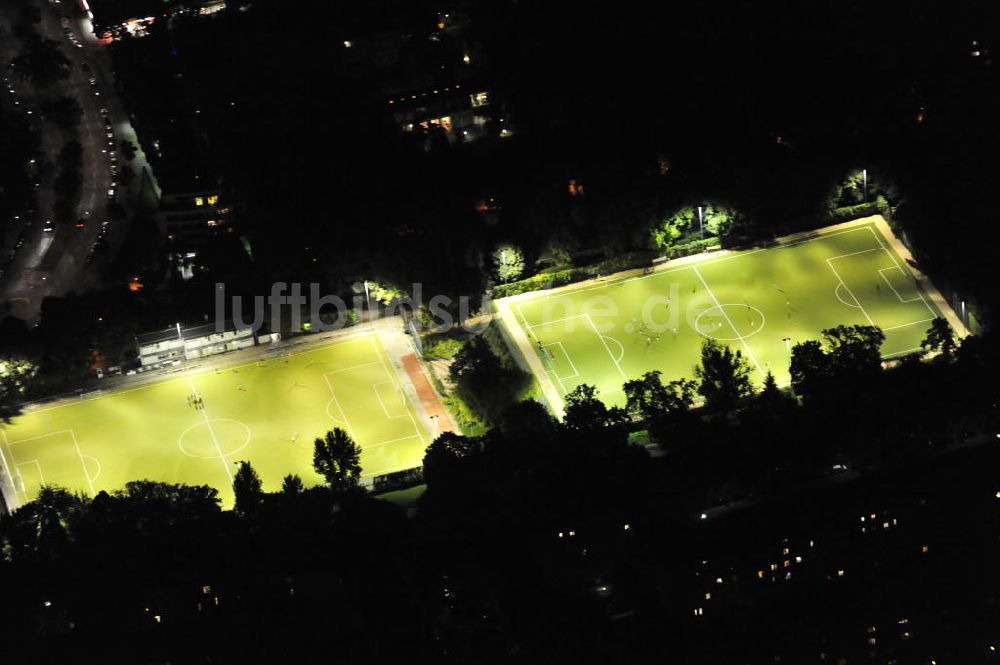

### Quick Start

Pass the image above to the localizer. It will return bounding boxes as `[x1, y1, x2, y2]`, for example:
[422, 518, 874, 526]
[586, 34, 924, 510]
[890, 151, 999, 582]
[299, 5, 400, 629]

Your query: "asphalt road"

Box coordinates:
[1, 2, 154, 325]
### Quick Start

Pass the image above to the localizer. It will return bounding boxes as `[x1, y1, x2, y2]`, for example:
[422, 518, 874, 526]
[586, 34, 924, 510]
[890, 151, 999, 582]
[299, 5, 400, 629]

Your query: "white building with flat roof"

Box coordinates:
[137, 322, 254, 368]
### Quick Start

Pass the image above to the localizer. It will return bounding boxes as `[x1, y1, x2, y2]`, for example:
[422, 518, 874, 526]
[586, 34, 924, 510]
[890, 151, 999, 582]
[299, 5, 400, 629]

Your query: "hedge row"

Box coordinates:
[593, 249, 660, 275]
[662, 238, 720, 259]
[491, 244, 721, 298]
[826, 196, 891, 223]
[489, 267, 593, 298]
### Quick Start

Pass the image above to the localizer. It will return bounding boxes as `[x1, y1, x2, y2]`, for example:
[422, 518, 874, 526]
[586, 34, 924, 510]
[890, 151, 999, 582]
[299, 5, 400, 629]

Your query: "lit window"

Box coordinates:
[470, 91, 490, 107]
[343, 40, 352, 48]
[194, 197, 204, 206]
[207, 195, 219, 205]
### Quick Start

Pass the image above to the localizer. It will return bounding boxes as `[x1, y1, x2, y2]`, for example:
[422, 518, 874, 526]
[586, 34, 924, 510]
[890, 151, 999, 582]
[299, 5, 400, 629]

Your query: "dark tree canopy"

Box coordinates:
[921, 317, 957, 356]
[233, 460, 264, 516]
[312, 428, 363, 492]
[10, 34, 71, 88]
[693, 339, 755, 412]
[563, 383, 628, 433]
[790, 325, 886, 402]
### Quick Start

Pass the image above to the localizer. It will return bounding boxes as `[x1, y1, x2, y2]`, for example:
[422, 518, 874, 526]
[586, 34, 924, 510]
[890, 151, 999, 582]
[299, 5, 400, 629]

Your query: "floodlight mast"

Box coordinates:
[697, 206, 704, 240]
[364, 280, 374, 331]
[862, 169, 868, 202]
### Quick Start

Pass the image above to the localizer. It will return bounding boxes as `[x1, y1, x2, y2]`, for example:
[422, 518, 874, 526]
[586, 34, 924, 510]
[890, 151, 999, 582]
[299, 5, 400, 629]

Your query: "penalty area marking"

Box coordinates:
[585, 313, 628, 380]
[373, 380, 407, 420]
[361, 433, 424, 451]
[68, 430, 96, 496]
[602, 334, 625, 364]
[835, 282, 861, 309]
[3, 429, 95, 497]
[826, 258, 876, 326]
[542, 341, 580, 380]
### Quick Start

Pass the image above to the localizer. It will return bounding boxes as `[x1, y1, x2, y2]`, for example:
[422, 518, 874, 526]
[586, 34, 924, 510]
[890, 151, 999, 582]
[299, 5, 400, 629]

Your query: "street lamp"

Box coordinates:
[697, 206, 704, 240]
[862, 169, 868, 202]
[363, 280, 374, 330]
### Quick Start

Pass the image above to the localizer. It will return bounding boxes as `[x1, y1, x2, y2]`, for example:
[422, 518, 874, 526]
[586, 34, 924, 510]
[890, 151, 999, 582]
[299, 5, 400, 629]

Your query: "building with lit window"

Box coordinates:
[89, 0, 228, 40]
[156, 187, 233, 249]
[136, 321, 254, 368]
[340, 6, 508, 148]
[389, 85, 497, 147]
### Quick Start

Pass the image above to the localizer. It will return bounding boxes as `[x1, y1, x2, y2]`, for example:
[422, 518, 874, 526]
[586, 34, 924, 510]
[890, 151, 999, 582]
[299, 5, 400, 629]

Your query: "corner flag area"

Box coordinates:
[496, 217, 967, 416]
[0, 333, 429, 508]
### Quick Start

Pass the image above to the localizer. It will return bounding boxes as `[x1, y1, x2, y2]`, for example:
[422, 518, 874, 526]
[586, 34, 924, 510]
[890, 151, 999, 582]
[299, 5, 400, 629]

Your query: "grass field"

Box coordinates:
[500, 218, 959, 412]
[0, 334, 428, 507]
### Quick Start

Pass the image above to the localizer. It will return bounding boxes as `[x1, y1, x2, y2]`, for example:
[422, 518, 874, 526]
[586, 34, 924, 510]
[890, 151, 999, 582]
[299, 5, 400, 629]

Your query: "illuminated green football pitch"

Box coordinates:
[0, 334, 429, 507]
[499, 218, 955, 412]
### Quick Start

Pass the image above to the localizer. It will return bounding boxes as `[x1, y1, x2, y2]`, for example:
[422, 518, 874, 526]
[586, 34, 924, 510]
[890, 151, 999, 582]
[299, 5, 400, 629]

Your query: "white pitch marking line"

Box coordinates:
[18, 460, 45, 488]
[882, 318, 935, 332]
[692, 267, 765, 377]
[5, 428, 76, 445]
[826, 247, 881, 262]
[542, 341, 581, 381]
[0, 431, 18, 494]
[373, 380, 407, 420]
[187, 378, 234, 483]
[883, 346, 924, 359]
[585, 313, 628, 380]
[511, 225, 876, 306]
[866, 227, 936, 317]
[516, 303, 565, 399]
[370, 336, 427, 444]
[825, 259, 876, 327]
[68, 430, 96, 496]
[321, 373, 358, 441]
[538, 344, 570, 395]
[835, 282, 861, 309]
[362, 434, 423, 450]
[82, 454, 102, 484]
[878, 268, 922, 303]
[327, 360, 382, 374]
[604, 335, 626, 364]
[525, 313, 587, 329]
